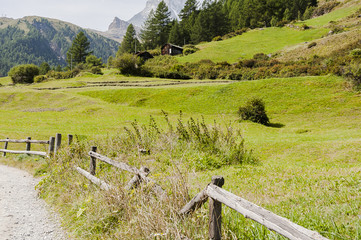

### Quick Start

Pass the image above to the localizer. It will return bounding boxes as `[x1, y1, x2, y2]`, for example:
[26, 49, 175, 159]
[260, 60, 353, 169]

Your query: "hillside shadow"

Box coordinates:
[266, 122, 285, 128]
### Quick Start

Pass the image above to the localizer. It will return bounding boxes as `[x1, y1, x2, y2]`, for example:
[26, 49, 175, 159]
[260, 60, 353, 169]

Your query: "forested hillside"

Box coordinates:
[0, 17, 119, 77]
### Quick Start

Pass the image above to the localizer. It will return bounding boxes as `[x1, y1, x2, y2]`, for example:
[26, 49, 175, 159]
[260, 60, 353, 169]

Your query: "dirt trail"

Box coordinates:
[0, 164, 67, 240]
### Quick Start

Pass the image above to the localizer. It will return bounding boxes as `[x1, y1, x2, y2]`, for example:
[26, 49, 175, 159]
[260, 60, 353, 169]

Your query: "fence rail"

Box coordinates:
[0, 134, 73, 157]
[180, 176, 328, 240]
[75, 147, 165, 197]
[0, 139, 49, 144]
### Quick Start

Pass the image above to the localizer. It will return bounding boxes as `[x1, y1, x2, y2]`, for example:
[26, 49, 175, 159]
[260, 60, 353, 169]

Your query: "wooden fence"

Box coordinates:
[75, 147, 165, 197]
[75, 150, 328, 240]
[0, 133, 73, 158]
[179, 176, 328, 240]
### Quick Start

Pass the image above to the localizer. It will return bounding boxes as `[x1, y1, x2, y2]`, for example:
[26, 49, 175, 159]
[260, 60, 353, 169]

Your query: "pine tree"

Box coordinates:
[118, 24, 140, 55]
[168, 21, 184, 46]
[141, 1, 171, 49]
[179, 0, 198, 20]
[67, 31, 92, 66]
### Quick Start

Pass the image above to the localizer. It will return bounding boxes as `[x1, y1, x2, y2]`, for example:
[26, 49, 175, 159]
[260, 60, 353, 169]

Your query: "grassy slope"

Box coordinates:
[177, 27, 328, 63]
[177, 1, 360, 64]
[1, 74, 361, 238]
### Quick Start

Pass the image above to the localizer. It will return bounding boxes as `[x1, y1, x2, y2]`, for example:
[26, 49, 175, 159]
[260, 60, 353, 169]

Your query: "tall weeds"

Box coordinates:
[37, 113, 257, 239]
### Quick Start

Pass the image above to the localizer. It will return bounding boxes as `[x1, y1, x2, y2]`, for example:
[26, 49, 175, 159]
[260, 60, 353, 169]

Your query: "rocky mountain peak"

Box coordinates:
[108, 17, 129, 31]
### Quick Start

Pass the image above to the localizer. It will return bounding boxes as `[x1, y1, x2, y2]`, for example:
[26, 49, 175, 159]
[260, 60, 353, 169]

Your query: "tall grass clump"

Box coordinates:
[123, 111, 257, 170]
[36, 113, 256, 239]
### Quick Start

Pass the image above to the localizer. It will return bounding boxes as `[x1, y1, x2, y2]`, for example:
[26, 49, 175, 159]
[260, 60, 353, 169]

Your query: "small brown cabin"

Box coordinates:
[161, 43, 183, 56]
[136, 51, 153, 61]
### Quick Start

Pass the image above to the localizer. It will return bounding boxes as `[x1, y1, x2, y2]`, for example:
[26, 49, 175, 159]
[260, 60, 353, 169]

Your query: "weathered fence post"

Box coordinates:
[3, 138, 9, 157]
[48, 137, 55, 156]
[26, 137, 31, 153]
[90, 146, 97, 176]
[68, 134, 73, 146]
[209, 176, 225, 240]
[54, 133, 62, 156]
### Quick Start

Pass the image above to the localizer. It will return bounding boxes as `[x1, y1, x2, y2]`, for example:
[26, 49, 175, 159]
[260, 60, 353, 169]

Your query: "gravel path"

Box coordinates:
[0, 164, 67, 240]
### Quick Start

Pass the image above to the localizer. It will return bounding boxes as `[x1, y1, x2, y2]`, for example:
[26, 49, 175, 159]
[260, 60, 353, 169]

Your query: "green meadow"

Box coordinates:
[1, 73, 361, 238]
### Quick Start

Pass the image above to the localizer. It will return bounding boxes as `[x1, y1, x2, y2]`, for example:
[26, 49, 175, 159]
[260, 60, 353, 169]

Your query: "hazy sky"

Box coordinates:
[1, 0, 147, 31]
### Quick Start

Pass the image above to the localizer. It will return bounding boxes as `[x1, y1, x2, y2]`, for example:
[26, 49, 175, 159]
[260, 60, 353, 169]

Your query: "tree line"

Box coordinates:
[119, 0, 318, 53]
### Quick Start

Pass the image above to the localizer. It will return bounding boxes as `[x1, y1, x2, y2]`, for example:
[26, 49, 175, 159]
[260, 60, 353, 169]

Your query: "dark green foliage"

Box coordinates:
[118, 24, 141, 55]
[114, 53, 143, 75]
[86, 55, 102, 68]
[8, 64, 39, 84]
[39, 62, 51, 75]
[141, 1, 172, 49]
[67, 31, 92, 66]
[168, 21, 184, 46]
[238, 98, 270, 125]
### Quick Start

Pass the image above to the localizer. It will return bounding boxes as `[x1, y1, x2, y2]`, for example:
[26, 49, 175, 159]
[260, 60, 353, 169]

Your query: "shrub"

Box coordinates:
[114, 53, 143, 76]
[8, 64, 40, 84]
[238, 98, 270, 125]
[183, 44, 199, 56]
[34, 75, 47, 83]
[142, 55, 179, 78]
[212, 36, 222, 41]
[90, 66, 103, 75]
[344, 63, 361, 90]
[86, 55, 103, 67]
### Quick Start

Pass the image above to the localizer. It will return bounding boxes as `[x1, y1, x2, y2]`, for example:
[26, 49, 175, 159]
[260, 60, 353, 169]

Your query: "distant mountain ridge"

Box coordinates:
[103, 0, 189, 42]
[0, 16, 119, 77]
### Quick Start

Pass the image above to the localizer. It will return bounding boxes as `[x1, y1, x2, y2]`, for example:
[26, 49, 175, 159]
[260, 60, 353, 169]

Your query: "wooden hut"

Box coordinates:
[135, 51, 154, 61]
[161, 43, 183, 56]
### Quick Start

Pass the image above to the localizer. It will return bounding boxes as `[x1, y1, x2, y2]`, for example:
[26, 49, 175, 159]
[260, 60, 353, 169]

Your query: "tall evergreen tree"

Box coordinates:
[141, 1, 171, 49]
[179, 0, 198, 20]
[67, 31, 92, 66]
[168, 21, 184, 46]
[118, 24, 140, 55]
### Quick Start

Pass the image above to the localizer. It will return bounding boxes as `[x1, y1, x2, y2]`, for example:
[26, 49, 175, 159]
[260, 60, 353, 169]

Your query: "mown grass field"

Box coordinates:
[0, 72, 361, 239]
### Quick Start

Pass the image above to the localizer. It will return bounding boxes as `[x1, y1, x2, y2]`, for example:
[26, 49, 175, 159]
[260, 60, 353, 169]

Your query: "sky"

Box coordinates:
[1, 0, 147, 31]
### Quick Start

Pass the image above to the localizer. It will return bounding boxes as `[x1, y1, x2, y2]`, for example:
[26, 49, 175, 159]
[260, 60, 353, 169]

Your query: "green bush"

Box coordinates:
[114, 53, 143, 76]
[212, 36, 222, 41]
[8, 64, 40, 84]
[183, 44, 200, 56]
[86, 55, 103, 68]
[142, 55, 180, 78]
[90, 66, 103, 75]
[238, 98, 270, 125]
[34, 75, 47, 83]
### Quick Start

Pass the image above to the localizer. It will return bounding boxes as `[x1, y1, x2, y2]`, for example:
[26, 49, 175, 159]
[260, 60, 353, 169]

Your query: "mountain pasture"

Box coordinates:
[0, 72, 360, 238]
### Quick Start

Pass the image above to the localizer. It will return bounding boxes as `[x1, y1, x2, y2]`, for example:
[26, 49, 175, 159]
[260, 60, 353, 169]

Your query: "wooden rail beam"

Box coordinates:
[0, 139, 49, 144]
[75, 166, 112, 191]
[0, 149, 48, 157]
[205, 184, 328, 240]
